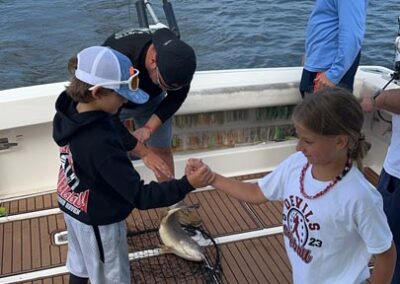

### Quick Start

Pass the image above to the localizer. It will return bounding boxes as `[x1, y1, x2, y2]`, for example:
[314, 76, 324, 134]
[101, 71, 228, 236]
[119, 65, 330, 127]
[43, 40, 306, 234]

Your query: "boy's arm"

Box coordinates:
[370, 242, 396, 284]
[211, 173, 267, 204]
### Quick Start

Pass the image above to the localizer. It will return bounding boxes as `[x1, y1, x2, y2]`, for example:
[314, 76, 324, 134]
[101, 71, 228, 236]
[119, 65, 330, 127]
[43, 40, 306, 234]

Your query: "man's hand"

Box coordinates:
[142, 149, 173, 179]
[314, 72, 335, 92]
[131, 142, 172, 179]
[360, 87, 380, 113]
[185, 158, 215, 188]
[133, 126, 152, 143]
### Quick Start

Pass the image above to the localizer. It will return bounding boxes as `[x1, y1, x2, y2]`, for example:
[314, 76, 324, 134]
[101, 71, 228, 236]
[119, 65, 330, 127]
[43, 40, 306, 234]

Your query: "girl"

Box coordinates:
[188, 87, 396, 284]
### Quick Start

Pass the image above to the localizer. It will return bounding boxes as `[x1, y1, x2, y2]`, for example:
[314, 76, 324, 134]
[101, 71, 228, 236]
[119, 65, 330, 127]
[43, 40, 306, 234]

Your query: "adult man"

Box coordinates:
[103, 28, 201, 226]
[299, 0, 368, 97]
[361, 88, 400, 284]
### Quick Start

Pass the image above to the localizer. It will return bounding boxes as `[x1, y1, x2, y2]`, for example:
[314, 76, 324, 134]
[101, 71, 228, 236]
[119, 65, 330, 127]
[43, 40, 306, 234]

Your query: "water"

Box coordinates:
[0, 0, 399, 91]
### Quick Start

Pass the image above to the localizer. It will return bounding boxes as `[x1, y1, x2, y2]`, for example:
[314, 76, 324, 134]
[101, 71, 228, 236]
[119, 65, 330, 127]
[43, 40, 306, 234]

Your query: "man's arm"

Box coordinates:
[154, 85, 189, 123]
[325, 0, 366, 84]
[134, 86, 190, 143]
[131, 142, 172, 179]
[361, 88, 400, 114]
[112, 114, 172, 178]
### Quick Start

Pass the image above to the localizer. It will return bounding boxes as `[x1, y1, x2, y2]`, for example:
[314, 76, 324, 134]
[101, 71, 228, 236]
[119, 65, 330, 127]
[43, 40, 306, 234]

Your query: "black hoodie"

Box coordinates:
[52, 91, 194, 225]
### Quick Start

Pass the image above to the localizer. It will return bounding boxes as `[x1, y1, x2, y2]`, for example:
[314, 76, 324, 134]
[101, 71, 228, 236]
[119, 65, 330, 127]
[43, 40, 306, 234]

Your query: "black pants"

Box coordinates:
[69, 274, 88, 284]
[299, 52, 361, 97]
[377, 168, 400, 284]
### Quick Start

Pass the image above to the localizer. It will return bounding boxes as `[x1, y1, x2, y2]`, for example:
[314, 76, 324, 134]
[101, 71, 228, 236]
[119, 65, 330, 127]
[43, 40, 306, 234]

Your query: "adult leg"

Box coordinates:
[377, 169, 400, 284]
[69, 274, 88, 284]
[338, 52, 361, 92]
[299, 69, 317, 98]
[299, 52, 361, 97]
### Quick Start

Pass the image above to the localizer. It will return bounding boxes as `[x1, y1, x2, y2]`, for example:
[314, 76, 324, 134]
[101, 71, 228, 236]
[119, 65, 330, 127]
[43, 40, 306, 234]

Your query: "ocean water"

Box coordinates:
[0, 0, 399, 91]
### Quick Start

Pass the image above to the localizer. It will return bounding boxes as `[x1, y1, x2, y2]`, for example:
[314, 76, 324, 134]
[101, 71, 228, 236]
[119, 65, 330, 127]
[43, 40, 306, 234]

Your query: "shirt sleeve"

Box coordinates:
[154, 85, 190, 123]
[258, 153, 299, 201]
[355, 201, 393, 254]
[325, 0, 366, 84]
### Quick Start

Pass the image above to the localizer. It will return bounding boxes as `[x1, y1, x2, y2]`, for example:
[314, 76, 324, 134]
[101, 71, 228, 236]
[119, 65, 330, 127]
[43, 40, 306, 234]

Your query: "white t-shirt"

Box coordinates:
[384, 114, 400, 178]
[258, 152, 392, 284]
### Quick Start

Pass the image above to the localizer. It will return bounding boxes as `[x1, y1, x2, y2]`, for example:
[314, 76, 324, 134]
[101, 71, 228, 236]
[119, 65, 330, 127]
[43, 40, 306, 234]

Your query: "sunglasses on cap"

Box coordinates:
[89, 68, 140, 92]
[156, 67, 183, 91]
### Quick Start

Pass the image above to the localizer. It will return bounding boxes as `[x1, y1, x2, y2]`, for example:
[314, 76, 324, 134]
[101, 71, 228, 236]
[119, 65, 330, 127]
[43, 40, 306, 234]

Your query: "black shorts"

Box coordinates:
[299, 52, 361, 97]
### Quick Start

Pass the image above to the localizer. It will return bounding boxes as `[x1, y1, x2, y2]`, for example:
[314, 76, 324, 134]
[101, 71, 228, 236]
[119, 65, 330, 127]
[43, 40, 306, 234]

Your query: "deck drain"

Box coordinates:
[54, 231, 68, 245]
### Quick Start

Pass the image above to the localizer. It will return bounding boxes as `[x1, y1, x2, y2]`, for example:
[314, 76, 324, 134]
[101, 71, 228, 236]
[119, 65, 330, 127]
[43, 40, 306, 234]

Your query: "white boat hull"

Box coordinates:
[0, 66, 397, 200]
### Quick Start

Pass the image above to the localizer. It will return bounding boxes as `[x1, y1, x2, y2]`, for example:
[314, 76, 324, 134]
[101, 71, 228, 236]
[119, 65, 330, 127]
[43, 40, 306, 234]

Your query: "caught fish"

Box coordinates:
[159, 207, 205, 262]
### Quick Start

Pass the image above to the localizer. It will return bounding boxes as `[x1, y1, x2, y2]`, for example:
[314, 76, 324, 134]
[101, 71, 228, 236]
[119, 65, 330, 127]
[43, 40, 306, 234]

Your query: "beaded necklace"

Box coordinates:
[299, 158, 352, 200]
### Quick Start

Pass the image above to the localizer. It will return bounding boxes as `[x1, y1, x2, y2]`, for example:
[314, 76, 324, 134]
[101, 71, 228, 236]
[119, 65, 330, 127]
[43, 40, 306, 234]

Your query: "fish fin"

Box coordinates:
[159, 245, 173, 255]
[159, 208, 169, 219]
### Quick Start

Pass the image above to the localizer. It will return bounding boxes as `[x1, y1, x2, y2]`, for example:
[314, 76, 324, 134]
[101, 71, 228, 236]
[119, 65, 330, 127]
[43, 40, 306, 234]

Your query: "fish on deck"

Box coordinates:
[159, 207, 205, 262]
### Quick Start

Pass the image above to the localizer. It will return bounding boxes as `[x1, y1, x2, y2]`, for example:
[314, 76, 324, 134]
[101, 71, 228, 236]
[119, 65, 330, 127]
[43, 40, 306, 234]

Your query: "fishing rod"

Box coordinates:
[135, 0, 181, 37]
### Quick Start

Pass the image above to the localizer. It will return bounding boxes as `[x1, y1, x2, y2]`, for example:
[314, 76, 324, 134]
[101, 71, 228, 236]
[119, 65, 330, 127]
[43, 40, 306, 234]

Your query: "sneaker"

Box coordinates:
[176, 208, 202, 227]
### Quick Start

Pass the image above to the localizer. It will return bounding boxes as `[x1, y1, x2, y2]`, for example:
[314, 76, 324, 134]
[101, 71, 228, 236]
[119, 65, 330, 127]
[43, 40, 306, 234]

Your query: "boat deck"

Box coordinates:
[0, 169, 379, 283]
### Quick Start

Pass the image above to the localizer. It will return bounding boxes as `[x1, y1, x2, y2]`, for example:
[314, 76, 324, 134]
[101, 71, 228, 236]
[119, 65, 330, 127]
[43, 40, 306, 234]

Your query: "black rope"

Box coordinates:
[182, 225, 222, 283]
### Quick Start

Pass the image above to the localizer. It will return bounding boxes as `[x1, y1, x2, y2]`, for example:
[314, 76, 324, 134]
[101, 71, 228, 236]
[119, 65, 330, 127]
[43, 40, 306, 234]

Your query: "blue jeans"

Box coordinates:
[377, 168, 400, 284]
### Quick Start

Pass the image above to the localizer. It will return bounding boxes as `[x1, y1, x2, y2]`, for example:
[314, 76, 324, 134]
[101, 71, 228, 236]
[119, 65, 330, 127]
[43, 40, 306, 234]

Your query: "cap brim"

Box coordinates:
[117, 86, 149, 104]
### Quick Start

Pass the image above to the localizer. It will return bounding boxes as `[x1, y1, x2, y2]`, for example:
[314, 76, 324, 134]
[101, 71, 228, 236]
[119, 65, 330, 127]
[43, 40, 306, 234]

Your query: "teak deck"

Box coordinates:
[0, 168, 379, 283]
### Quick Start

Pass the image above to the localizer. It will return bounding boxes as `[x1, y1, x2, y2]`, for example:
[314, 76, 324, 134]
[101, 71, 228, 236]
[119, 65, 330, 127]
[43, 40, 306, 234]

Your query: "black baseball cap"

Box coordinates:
[152, 28, 196, 88]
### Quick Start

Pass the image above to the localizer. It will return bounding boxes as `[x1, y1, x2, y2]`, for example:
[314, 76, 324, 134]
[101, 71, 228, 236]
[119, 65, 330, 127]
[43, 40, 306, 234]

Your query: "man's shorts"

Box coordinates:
[299, 52, 361, 97]
[64, 214, 130, 284]
[119, 93, 172, 149]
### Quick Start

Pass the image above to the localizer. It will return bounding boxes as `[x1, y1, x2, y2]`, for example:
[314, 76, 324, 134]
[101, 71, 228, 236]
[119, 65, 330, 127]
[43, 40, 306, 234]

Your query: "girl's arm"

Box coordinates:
[370, 242, 396, 284]
[212, 173, 268, 204]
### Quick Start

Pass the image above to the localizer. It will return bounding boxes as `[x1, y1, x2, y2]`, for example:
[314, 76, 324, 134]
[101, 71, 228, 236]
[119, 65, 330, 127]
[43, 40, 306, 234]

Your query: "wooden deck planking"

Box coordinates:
[188, 190, 260, 236]
[12, 221, 22, 273]
[1, 166, 381, 283]
[22, 219, 32, 271]
[3, 193, 58, 216]
[220, 235, 291, 284]
[19, 274, 69, 284]
[2, 222, 13, 275]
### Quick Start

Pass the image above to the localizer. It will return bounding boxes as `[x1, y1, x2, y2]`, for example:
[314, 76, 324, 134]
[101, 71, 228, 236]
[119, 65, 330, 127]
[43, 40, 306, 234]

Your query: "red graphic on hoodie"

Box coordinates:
[57, 145, 89, 214]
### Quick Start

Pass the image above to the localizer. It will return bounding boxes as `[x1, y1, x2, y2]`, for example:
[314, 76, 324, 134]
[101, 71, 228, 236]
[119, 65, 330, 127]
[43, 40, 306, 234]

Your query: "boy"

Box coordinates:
[53, 46, 213, 284]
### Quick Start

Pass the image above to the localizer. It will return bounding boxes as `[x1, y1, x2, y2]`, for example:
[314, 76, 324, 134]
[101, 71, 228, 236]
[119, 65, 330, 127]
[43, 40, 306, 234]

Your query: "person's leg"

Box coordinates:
[377, 168, 400, 284]
[99, 221, 130, 284]
[338, 52, 361, 92]
[69, 274, 88, 284]
[64, 215, 89, 283]
[299, 69, 317, 98]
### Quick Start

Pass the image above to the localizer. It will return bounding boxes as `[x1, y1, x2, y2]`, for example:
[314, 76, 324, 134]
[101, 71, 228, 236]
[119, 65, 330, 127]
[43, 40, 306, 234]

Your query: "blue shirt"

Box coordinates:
[304, 0, 367, 84]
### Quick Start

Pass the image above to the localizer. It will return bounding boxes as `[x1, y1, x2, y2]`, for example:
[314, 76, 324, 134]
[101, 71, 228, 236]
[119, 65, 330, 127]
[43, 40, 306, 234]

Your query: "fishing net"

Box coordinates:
[127, 219, 222, 284]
